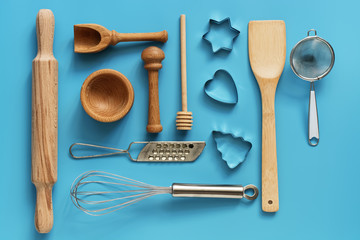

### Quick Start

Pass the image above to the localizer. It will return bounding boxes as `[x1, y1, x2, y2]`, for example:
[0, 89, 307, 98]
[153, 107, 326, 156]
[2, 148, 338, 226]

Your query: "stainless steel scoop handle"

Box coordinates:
[309, 82, 319, 146]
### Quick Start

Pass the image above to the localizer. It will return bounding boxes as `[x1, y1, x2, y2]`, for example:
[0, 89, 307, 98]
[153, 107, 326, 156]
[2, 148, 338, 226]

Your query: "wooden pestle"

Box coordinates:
[176, 14, 193, 130]
[74, 24, 168, 53]
[32, 9, 58, 233]
[141, 46, 165, 133]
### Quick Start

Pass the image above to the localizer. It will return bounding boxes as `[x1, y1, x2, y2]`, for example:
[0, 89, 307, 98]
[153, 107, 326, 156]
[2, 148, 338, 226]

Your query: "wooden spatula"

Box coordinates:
[248, 20, 286, 212]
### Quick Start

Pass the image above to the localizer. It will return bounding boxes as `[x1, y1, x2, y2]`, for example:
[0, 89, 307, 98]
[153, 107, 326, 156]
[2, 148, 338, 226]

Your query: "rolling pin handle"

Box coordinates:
[34, 184, 54, 233]
[36, 9, 55, 56]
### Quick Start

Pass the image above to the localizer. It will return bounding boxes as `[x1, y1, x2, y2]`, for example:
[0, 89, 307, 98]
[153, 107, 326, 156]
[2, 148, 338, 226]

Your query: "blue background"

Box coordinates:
[0, 0, 359, 239]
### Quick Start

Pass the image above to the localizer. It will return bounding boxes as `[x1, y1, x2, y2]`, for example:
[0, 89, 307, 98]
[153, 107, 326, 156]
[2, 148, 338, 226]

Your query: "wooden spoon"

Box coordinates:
[248, 20, 286, 212]
[74, 24, 168, 53]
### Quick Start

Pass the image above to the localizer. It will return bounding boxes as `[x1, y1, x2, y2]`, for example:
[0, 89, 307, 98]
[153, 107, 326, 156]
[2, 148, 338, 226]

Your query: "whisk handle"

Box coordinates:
[171, 184, 258, 200]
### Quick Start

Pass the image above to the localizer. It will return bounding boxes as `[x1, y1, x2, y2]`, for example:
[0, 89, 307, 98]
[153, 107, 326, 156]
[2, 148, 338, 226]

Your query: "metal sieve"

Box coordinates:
[290, 29, 335, 146]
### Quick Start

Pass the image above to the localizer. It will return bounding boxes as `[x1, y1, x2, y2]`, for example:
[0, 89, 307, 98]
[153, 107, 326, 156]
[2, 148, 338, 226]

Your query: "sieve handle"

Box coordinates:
[308, 82, 319, 146]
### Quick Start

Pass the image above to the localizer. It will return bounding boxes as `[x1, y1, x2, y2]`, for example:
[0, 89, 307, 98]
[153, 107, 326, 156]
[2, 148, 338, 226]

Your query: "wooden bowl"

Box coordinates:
[81, 69, 134, 122]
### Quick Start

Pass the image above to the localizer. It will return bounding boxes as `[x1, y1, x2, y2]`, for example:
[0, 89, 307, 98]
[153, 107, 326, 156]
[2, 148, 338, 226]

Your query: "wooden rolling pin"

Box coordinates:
[31, 9, 58, 233]
[141, 46, 165, 133]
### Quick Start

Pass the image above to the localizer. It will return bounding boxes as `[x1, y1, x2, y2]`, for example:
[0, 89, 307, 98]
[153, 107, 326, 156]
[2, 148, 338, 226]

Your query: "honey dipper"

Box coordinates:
[176, 14, 193, 130]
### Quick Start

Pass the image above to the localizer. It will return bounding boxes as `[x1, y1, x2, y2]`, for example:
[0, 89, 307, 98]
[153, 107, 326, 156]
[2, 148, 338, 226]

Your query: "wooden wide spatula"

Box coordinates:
[248, 20, 286, 212]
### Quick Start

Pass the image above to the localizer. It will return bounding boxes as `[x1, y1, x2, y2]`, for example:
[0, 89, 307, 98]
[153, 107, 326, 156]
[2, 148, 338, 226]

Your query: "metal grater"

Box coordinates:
[69, 141, 206, 162]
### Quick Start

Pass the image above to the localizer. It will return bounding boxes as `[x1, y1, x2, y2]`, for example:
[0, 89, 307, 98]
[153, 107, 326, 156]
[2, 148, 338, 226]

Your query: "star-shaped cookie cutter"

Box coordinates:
[202, 18, 240, 53]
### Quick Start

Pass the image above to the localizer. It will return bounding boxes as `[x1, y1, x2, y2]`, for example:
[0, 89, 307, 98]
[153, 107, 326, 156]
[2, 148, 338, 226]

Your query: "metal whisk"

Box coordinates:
[70, 171, 258, 216]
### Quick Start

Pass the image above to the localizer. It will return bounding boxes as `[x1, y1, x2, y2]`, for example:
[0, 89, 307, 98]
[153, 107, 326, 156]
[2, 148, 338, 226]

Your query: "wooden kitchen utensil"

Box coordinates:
[141, 46, 165, 133]
[80, 69, 134, 123]
[32, 9, 58, 233]
[74, 24, 168, 53]
[176, 14, 193, 130]
[248, 20, 286, 212]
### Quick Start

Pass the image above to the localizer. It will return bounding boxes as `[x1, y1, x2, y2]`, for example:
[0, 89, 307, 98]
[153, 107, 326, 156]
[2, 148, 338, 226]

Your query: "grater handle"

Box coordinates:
[69, 143, 128, 159]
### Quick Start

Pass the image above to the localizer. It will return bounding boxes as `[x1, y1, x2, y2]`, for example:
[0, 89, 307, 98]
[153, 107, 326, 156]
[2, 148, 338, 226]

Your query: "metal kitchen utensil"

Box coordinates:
[70, 171, 259, 216]
[69, 141, 206, 162]
[202, 18, 240, 53]
[290, 29, 335, 146]
[204, 69, 238, 104]
[212, 130, 252, 169]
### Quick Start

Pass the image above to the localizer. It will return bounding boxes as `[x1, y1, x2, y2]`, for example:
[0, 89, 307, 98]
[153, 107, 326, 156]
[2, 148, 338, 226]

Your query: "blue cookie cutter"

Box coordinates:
[202, 18, 240, 53]
[204, 69, 238, 104]
[212, 130, 252, 169]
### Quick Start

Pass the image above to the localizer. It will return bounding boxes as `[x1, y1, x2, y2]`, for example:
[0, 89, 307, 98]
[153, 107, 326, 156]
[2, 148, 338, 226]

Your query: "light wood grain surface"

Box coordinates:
[180, 14, 188, 112]
[74, 24, 168, 53]
[80, 69, 134, 123]
[31, 9, 58, 233]
[176, 14, 193, 130]
[248, 20, 286, 212]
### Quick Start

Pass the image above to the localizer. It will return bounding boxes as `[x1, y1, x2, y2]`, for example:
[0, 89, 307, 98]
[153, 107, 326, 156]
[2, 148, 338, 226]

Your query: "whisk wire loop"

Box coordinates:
[70, 171, 171, 216]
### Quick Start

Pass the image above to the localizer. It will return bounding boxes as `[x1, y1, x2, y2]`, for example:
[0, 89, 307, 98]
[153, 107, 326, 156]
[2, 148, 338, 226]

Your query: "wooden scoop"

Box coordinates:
[248, 20, 286, 212]
[74, 24, 168, 53]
